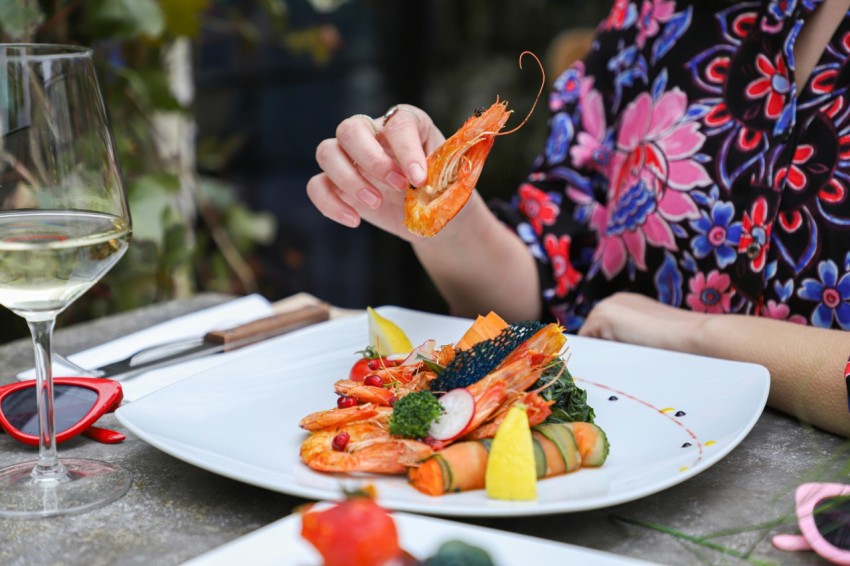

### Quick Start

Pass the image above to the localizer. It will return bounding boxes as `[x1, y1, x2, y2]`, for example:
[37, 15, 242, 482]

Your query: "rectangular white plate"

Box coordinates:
[117, 306, 769, 517]
[181, 507, 656, 565]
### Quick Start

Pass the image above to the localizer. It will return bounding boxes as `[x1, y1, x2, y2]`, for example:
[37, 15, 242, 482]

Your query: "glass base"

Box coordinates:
[0, 458, 131, 518]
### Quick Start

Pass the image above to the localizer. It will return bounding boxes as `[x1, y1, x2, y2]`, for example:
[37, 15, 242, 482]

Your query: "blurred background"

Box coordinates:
[0, 0, 608, 343]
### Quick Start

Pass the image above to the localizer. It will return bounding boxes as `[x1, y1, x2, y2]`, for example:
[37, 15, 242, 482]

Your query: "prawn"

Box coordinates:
[300, 421, 433, 474]
[334, 367, 436, 406]
[462, 391, 553, 441]
[299, 403, 392, 432]
[404, 51, 545, 237]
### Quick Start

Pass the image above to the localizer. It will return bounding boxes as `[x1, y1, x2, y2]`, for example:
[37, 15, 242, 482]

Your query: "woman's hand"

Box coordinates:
[306, 104, 445, 241]
[581, 292, 850, 437]
[579, 292, 703, 351]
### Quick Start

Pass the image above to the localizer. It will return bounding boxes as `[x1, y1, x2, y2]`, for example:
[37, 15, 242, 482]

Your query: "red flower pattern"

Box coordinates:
[745, 53, 790, 120]
[518, 184, 559, 235]
[739, 197, 773, 272]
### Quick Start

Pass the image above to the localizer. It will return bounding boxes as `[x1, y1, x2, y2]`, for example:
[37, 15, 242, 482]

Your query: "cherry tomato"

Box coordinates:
[301, 496, 401, 566]
[348, 356, 402, 381]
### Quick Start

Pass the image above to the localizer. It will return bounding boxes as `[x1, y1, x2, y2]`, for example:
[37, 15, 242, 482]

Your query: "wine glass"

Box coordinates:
[0, 44, 132, 517]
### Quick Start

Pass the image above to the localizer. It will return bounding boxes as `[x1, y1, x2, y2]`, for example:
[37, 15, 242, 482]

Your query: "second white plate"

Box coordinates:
[117, 306, 769, 517]
[182, 507, 656, 565]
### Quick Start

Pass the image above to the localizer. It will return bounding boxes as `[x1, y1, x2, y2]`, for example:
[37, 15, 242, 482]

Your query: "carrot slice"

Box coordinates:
[455, 311, 508, 351]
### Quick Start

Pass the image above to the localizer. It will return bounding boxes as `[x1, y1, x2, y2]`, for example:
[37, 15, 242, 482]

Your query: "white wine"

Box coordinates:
[0, 210, 131, 318]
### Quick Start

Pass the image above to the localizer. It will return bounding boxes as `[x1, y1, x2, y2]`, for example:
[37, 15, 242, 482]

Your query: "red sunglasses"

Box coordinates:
[0, 377, 125, 446]
[773, 483, 850, 565]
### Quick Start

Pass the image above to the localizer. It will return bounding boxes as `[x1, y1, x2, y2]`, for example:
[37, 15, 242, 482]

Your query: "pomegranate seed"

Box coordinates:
[367, 360, 380, 370]
[388, 395, 398, 406]
[332, 432, 350, 451]
[337, 395, 358, 409]
[364, 374, 383, 388]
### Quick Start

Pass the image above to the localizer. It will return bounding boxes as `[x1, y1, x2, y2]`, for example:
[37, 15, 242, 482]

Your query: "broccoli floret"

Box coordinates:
[388, 390, 444, 439]
[425, 540, 495, 566]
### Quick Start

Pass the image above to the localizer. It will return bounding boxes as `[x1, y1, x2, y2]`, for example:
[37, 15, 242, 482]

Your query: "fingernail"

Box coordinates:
[340, 210, 359, 227]
[358, 189, 381, 209]
[385, 171, 408, 191]
[408, 163, 425, 186]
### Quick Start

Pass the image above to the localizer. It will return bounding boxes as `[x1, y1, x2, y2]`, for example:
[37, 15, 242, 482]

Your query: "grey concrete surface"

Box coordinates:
[0, 294, 845, 565]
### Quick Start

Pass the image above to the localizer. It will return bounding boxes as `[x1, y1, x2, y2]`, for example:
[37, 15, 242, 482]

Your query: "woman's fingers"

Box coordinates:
[334, 114, 408, 192]
[306, 172, 361, 227]
[315, 136, 387, 210]
[379, 104, 433, 187]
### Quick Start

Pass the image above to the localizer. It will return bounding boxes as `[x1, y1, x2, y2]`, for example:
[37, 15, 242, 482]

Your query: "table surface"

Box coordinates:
[0, 294, 846, 566]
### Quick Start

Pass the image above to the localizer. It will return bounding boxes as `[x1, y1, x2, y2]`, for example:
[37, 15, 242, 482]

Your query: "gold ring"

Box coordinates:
[382, 104, 419, 126]
[356, 114, 379, 137]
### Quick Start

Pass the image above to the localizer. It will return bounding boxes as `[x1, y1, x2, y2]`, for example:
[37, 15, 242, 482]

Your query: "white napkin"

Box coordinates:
[18, 294, 275, 402]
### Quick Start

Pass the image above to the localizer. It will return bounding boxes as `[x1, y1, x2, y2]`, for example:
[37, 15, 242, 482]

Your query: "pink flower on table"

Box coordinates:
[518, 183, 559, 235]
[762, 300, 807, 324]
[636, 0, 676, 48]
[745, 53, 790, 120]
[570, 89, 611, 173]
[590, 88, 709, 279]
[686, 270, 733, 313]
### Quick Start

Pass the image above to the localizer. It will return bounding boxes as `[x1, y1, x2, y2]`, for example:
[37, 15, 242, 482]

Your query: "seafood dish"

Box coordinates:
[298, 311, 608, 498]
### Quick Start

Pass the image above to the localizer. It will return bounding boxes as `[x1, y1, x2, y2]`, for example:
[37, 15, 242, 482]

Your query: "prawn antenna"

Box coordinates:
[498, 50, 545, 137]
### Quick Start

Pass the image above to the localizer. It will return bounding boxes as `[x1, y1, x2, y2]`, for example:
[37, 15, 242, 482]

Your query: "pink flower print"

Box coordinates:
[543, 234, 582, 297]
[570, 89, 610, 173]
[518, 184, 559, 235]
[738, 197, 773, 272]
[762, 300, 807, 324]
[591, 88, 709, 279]
[745, 53, 790, 120]
[686, 270, 733, 313]
[636, 0, 676, 48]
[774, 144, 814, 191]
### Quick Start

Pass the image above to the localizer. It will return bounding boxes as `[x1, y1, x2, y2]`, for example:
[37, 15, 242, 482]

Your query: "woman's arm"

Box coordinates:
[579, 293, 850, 437]
[411, 191, 541, 322]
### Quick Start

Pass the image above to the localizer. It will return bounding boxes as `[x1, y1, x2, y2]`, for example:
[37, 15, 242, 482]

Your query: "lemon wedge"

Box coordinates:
[485, 405, 537, 501]
[367, 307, 413, 356]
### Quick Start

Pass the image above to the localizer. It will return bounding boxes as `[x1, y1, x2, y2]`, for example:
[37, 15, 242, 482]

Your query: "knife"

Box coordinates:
[90, 303, 331, 380]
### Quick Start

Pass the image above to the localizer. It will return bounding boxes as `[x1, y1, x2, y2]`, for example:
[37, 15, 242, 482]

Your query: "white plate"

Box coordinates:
[116, 306, 769, 517]
[181, 507, 656, 565]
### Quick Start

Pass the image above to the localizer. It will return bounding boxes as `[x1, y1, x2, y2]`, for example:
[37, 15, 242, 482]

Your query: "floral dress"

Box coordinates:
[500, 0, 850, 340]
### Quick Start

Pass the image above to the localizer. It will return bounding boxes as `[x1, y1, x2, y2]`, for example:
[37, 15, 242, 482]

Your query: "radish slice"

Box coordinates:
[401, 339, 437, 366]
[428, 388, 475, 441]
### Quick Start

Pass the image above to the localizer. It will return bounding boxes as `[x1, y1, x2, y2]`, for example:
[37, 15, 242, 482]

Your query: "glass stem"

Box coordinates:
[27, 317, 66, 481]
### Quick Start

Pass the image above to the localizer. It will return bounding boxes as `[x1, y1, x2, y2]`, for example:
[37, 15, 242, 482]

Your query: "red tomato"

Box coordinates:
[348, 356, 402, 381]
[301, 497, 401, 566]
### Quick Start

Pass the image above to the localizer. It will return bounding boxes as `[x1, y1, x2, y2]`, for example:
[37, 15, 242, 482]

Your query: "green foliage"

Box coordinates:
[85, 0, 166, 40]
[0, 0, 310, 336]
[389, 390, 445, 439]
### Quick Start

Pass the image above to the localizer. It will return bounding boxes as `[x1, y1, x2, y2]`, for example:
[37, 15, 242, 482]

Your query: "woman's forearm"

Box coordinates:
[411, 192, 542, 322]
[692, 314, 850, 437]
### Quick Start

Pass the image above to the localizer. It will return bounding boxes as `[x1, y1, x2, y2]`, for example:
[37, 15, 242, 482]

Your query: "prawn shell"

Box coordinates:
[404, 101, 512, 237]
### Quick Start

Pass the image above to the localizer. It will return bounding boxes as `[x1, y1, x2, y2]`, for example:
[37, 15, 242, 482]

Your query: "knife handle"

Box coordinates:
[204, 303, 330, 351]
